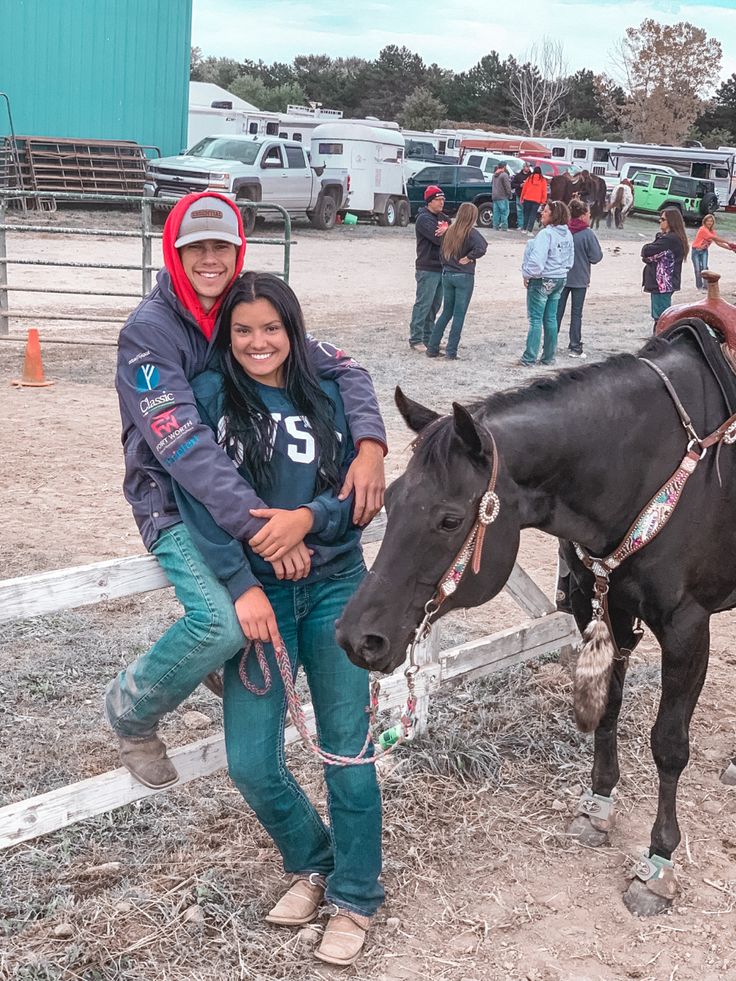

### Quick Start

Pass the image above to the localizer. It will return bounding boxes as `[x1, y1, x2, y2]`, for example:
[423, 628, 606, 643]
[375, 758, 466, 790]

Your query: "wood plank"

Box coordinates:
[503, 562, 556, 618]
[0, 616, 575, 850]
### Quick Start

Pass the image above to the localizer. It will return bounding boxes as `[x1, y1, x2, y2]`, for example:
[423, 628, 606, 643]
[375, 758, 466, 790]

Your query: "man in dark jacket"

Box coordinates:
[491, 163, 513, 231]
[106, 192, 388, 788]
[408, 185, 448, 352]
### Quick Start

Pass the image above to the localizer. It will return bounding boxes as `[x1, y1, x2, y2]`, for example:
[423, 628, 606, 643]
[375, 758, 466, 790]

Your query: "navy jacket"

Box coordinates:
[565, 226, 603, 289]
[116, 269, 387, 550]
[441, 228, 488, 276]
[415, 207, 449, 272]
[172, 371, 361, 600]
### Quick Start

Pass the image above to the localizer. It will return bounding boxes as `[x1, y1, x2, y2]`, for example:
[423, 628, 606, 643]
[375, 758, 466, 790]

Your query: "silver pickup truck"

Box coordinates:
[144, 134, 349, 232]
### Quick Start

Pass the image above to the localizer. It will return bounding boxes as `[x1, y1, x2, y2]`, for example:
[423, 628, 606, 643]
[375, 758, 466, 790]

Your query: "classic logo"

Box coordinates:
[139, 392, 174, 416]
[135, 364, 160, 392]
[155, 419, 194, 453]
[150, 409, 181, 438]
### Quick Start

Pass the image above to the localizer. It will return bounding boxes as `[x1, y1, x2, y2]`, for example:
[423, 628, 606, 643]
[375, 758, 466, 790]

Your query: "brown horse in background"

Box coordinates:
[551, 170, 608, 227]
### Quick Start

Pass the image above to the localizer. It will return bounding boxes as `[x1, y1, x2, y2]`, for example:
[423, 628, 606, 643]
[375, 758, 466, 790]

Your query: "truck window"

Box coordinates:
[458, 166, 485, 183]
[293, 133, 302, 142]
[414, 167, 443, 183]
[266, 122, 278, 135]
[285, 146, 307, 168]
[552, 147, 566, 157]
[573, 149, 587, 159]
[187, 138, 262, 165]
[593, 148, 609, 163]
[654, 175, 671, 191]
[248, 122, 259, 135]
[715, 167, 729, 179]
[278, 132, 288, 140]
[263, 145, 284, 166]
[466, 155, 482, 167]
[318, 143, 344, 154]
[670, 176, 695, 196]
[691, 163, 709, 179]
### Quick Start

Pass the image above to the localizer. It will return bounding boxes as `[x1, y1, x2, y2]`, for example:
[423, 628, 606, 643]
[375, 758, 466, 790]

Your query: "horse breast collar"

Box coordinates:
[574, 358, 736, 634]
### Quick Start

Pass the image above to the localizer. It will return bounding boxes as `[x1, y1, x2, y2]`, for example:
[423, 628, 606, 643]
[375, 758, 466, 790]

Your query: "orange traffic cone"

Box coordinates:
[11, 328, 54, 388]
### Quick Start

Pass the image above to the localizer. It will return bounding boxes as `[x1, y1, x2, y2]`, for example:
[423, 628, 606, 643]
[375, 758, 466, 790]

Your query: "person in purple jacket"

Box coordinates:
[105, 192, 387, 790]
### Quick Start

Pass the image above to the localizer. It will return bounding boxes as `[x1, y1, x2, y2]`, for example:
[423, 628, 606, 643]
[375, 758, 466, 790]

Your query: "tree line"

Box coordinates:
[191, 20, 734, 148]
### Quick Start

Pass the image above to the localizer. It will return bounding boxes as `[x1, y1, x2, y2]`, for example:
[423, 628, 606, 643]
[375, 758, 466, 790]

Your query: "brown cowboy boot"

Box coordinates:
[265, 874, 326, 926]
[314, 906, 371, 966]
[117, 733, 179, 789]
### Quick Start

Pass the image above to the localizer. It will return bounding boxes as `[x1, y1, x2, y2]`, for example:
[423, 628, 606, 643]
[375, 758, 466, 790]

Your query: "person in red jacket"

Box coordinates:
[519, 167, 548, 233]
[105, 192, 388, 789]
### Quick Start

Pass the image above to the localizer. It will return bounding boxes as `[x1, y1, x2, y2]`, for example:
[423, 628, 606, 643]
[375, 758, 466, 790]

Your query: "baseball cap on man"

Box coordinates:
[174, 196, 243, 248]
[423, 185, 445, 203]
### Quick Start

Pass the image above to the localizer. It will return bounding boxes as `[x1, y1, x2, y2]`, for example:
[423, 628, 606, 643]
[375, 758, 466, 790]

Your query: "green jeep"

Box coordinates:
[407, 164, 511, 227]
[631, 171, 719, 223]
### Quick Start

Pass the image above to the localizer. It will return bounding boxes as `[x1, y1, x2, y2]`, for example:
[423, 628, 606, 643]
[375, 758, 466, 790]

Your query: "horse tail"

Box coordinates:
[573, 619, 616, 732]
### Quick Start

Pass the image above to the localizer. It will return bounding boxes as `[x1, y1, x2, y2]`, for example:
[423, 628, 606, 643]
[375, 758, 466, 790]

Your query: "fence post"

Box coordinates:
[0, 197, 8, 335]
[412, 626, 441, 737]
[141, 200, 152, 296]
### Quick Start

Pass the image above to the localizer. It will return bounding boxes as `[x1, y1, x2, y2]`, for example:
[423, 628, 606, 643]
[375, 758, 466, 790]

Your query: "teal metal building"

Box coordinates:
[0, 0, 192, 155]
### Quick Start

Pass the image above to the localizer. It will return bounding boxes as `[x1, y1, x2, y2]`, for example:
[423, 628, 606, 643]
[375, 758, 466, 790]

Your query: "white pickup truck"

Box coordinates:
[144, 134, 349, 232]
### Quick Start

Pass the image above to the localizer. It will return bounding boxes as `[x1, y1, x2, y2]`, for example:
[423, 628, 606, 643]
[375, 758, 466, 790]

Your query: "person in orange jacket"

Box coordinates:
[519, 166, 548, 233]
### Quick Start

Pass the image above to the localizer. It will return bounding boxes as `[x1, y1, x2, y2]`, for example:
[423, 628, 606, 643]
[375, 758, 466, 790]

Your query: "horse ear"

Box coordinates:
[452, 403, 491, 459]
[395, 387, 440, 433]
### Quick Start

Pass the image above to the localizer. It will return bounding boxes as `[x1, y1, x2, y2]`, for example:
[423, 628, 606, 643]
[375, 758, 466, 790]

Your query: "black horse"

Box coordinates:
[338, 326, 736, 916]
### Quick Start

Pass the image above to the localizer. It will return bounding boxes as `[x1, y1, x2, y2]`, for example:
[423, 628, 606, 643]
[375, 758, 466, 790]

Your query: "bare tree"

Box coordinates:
[508, 39, 569, 136]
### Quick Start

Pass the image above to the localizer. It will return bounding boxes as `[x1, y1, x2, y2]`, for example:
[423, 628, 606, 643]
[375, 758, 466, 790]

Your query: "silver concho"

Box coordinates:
[478, 491, 500, 525]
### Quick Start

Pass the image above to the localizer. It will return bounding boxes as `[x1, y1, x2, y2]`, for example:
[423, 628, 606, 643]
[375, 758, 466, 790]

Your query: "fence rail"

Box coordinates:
[0, 513, 579, 850]
[0, 192, 293, 335]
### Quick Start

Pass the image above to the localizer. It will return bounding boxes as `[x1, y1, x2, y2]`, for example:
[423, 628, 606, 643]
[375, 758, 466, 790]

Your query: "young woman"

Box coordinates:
[641, 206, 689, 324]
[426, 202, 487, 360]
[556, 199, 603, 359]
[691, 213, 734, 290]
[519, 200, 574, 367]
[172, 272, 383, 968]
[519, 166, 548, 233]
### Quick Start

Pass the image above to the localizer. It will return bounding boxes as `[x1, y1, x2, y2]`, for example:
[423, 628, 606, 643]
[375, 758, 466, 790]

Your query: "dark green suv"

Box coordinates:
[407, 164, 510, 226]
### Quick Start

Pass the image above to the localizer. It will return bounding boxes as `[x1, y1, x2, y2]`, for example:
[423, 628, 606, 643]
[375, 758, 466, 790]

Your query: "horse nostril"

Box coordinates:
[359, 634, 389, 663]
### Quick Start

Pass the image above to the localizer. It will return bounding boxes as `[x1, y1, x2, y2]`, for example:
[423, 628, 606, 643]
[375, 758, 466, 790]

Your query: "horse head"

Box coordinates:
[336, 388, 521, 674]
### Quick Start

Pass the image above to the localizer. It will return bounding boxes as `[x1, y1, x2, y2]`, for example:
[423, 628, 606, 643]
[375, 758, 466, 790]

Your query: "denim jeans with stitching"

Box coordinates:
[556, 285, 588, 354]
[427, 271, 475, 357]
[408, 270, 443, 346]
[223, 559, 384, 917]
[106, 522, 245, 738]
[492, 199, 510, 230]
[692, 248, 708, 289]
[521, 277, 566, 365]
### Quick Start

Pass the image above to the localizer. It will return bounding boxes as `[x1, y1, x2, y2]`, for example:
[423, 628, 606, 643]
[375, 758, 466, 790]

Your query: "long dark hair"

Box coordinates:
[215, 272, 341, 493]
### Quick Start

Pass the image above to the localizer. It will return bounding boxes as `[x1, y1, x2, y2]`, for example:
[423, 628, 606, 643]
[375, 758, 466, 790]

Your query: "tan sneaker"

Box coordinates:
[314, 906, 371, 966]
[265, 874, 326, 926]
[117, 733, 178, 789]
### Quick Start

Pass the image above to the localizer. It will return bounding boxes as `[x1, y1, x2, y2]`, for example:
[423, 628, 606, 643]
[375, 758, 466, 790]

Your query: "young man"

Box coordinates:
[491, 163, 512, 231]
[106, 192, 387, 789]
[407, 185, 448, 352]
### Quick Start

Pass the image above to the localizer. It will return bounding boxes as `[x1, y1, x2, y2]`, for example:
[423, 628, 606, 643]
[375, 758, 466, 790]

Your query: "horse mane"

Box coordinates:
[410, 345, 669, 477]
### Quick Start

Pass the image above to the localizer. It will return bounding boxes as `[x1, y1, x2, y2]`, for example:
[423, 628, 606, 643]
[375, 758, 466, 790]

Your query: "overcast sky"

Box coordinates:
[192, 0, 736, 88]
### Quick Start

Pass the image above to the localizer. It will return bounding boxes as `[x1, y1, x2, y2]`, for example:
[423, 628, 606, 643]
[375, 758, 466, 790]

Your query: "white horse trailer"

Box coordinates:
[187, 105, 281, 149]
[311, 124, 410, 226]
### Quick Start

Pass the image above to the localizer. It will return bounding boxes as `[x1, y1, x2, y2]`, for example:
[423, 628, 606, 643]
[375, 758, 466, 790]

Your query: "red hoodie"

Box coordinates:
[162, 192, 247, 341]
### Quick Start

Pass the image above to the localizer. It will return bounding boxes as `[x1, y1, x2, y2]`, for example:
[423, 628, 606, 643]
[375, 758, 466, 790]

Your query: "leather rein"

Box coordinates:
[573, 357, 736, 651]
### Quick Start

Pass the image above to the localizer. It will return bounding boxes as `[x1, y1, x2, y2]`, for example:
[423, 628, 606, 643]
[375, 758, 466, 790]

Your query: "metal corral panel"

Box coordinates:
[0, 0, 192, 155]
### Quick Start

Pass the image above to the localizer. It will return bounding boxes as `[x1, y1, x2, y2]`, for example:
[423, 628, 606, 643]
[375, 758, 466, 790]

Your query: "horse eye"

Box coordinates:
[440, 515, 462, 531]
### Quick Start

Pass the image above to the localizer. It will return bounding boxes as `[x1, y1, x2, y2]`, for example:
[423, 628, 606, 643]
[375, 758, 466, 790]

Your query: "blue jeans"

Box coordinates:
[106, 523, 245, 737]
[223, 559, 383, 917]
[556, 286, 587, 354]
[427, 271, 475, 357]
[521, 277, 566, 365]
[408, 270, 443, 346]
[492, 199, 510, 230]
[522, 200, 540, 232]
[692, 248, 708, 289]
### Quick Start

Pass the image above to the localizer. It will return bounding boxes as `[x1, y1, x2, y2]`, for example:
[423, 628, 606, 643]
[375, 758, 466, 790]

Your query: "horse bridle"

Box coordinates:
[405, 431, 501, 675]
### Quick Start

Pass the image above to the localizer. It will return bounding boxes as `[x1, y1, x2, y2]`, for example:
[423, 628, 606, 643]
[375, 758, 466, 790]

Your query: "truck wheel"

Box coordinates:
[310, 194, 337, 230]
[476, 203, 493, 228]
[237, 199, 257, 236]
[377, 197, 397, 227]
[396, 199, 411, 227]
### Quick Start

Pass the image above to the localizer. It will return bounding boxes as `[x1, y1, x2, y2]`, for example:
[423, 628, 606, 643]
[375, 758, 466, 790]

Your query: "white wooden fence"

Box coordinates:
[0, 515, 579, 850]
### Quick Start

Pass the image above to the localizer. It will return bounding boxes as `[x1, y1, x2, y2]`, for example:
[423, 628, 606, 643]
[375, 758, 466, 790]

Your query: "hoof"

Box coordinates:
[568, 814, 609, 847]
[623, 878, 674, 917]
[720, 761, 736, 786]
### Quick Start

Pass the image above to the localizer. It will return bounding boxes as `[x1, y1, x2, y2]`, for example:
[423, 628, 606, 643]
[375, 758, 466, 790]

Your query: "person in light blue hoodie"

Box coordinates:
[519, 200, 575, 366]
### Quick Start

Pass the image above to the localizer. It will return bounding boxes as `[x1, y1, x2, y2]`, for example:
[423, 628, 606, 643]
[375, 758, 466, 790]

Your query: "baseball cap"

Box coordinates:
[174, 197, 243, 248]
[424, 185, 445, 203]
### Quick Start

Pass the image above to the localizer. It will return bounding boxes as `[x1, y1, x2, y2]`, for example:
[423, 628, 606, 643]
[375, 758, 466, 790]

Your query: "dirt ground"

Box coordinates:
[1, 212, 736, 981]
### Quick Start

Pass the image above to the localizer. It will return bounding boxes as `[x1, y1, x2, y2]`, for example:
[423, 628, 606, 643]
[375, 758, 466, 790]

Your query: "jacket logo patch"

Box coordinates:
[150, 409, 181, 438]
[155, 419, 194, 453]
[136, 364, 160, 392]
[139, 392, 174, 416]
[164, 435, 199, 467]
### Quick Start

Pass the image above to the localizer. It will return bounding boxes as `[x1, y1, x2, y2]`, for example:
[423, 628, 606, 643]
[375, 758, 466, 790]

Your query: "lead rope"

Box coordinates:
[239, 638, 417, 767]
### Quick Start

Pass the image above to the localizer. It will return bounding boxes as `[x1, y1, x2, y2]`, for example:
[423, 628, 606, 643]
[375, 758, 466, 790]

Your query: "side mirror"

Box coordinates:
[261, 158, 282, 169]
[407, 176, 415, 186]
